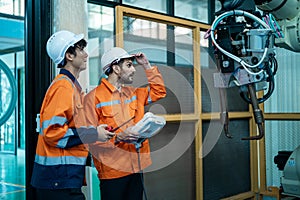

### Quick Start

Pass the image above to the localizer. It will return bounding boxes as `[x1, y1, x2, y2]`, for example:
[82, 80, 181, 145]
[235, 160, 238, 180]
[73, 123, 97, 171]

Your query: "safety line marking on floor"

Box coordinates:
[0, 182, 25, 194]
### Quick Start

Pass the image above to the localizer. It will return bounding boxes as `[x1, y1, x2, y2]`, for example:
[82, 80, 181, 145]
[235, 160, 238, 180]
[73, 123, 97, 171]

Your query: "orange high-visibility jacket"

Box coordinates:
[85, 66, 166, 179]
[31, 69, 98, 189]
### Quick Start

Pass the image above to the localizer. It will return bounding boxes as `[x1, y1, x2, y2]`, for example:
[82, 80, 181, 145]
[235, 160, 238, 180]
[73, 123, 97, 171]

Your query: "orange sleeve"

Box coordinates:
[143, 66, 167, 104]
[40, 83, 74, 147]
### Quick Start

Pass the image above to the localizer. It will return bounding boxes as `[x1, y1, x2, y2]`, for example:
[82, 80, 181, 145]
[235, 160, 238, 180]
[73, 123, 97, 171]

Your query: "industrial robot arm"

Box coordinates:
[255, 0, 300, 52]
[217, 0, 300, 52]
[210, 0, 299, 140]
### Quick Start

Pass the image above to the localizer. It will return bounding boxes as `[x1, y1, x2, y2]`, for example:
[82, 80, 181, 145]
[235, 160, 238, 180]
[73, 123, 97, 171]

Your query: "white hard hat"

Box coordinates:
[46, 30, 84, 65]
[101, 47, 135, 74]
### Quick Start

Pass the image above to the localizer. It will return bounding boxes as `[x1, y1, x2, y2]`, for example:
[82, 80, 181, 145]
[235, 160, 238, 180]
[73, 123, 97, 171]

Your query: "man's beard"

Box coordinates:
[120, 74, 134, 84]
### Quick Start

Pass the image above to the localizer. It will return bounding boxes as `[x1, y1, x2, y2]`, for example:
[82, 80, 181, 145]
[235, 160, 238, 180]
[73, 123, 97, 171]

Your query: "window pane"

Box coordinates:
[264, 48, 300, 113]
[123, 0, 167, 14]
[175, 0, 208, 23]
[202, 119, 251, 199]
[0, 53, 17, 153]
[145, 121, 196, 200]
[0, 1, 24, 154]
[0, 0, 24, 16]
[123, 16, 195, 114]
[87, 4, 114, 88]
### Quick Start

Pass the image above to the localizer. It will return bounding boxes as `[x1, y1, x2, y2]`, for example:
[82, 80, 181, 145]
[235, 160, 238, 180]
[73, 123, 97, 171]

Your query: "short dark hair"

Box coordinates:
[58, 39, 87, 68]
[104, 57, 134, 76]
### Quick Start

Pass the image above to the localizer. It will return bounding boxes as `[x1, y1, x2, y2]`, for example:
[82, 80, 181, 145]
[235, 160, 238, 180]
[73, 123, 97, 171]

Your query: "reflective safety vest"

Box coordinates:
[85, 66, 166, 179]
[31, 69, 97, 189]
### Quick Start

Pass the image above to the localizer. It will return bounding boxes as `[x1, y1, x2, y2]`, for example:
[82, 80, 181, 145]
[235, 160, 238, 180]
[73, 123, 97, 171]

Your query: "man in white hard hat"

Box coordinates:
[85, 47, 166, 200]
[31, 30, 115, 200]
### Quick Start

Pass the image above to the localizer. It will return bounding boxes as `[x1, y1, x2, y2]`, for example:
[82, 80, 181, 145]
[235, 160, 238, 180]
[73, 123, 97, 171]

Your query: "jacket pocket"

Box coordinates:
[101, 106, 119, 125]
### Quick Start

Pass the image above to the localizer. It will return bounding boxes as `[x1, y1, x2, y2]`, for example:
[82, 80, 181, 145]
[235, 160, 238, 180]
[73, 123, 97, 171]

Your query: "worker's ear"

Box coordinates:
[65, 52, 74, 62]
[112, 64, 121, 75]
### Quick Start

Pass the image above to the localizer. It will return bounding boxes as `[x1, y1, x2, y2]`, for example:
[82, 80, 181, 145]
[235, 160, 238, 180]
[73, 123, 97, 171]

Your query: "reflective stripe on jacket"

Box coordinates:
[85, 66, 166, 179]
[31, 69, 97, 189]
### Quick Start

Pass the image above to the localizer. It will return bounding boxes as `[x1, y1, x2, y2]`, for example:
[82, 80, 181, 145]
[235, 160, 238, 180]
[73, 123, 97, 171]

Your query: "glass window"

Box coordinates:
[0, 0, 24, 16]
[144, 121, 196, 200]
[18, 54, 25, 149]
[172, 26, 194, 114]
[0, 53, 18, 153]
[264, 48, 300, 113]
[202, 119, 251, 199]
[87, 4, 114, 88]
[123, 0, 167, 14]
[0, 13, 24, 153]
[123, 16, 195, 114]
[175, 0, 208, 23]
